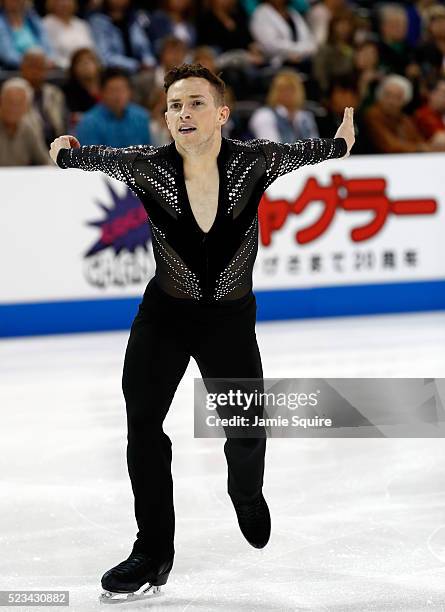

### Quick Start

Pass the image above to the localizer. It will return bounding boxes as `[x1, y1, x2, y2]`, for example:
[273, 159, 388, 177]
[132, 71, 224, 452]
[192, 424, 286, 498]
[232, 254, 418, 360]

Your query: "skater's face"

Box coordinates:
[165, 77, 230, 146]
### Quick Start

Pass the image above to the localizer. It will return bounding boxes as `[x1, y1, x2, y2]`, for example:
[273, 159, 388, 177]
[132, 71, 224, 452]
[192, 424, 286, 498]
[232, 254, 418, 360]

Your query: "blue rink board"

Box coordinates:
[1, 279, 445, 337]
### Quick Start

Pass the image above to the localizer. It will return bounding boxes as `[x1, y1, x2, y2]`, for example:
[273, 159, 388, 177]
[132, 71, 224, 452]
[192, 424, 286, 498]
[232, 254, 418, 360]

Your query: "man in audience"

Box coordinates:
[20, 48, 67, 147]
[378, 4, 418, 78]
[75, 67, 152, 146]
[132, 36, 189, 108]
[0, 78, 50, 166]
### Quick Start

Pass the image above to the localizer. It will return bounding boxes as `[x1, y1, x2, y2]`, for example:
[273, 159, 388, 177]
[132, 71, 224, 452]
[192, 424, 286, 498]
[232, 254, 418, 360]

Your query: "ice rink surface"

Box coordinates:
[1, 310, 445, 612]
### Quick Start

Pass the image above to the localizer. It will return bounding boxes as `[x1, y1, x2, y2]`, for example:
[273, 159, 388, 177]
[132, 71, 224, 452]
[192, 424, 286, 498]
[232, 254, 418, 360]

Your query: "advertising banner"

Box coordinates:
[1, 152, 444, 335]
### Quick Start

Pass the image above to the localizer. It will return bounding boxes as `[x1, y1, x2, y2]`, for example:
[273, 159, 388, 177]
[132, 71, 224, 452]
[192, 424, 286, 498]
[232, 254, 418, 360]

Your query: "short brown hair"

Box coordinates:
[164, 63, 226, 107]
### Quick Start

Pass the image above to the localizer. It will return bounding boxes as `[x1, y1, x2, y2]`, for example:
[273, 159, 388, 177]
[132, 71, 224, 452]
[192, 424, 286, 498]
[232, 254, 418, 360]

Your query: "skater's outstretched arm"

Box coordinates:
[49, 135, 156, 183]
[260, 107, 355, 190]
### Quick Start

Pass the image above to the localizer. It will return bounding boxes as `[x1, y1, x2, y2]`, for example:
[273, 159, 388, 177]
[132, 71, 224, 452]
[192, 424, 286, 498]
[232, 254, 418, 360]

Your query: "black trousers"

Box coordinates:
[122, 278, 266, 559]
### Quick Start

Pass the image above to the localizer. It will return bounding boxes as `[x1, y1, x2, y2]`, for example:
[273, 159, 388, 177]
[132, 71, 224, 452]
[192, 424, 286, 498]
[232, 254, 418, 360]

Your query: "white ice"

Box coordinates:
[1, 311, 445, 612]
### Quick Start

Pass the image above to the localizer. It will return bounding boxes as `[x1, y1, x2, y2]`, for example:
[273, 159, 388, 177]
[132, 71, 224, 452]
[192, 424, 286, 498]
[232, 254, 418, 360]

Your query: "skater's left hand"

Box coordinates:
[334, 107, 355, 158]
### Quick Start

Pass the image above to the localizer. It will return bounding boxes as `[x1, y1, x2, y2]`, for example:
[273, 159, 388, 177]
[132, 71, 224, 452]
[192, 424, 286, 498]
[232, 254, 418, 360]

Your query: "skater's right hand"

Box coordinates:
[49, 135, 81, 164]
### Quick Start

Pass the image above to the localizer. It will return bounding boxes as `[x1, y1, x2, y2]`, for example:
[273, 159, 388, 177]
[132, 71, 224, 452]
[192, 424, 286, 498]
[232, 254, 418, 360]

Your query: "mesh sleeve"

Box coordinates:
[56, 144, 156, 183]
[260, 137, 347, 190]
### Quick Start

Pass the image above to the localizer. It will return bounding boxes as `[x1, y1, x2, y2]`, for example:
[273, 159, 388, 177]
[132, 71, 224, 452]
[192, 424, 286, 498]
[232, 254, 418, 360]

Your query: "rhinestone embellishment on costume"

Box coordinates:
[214, 216, 258, 300]
[149, 220, 203, 300]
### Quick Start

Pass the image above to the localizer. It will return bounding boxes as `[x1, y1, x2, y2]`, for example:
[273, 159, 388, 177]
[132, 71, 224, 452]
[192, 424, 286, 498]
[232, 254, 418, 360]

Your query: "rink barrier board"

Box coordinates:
[1, 279, 445, 337]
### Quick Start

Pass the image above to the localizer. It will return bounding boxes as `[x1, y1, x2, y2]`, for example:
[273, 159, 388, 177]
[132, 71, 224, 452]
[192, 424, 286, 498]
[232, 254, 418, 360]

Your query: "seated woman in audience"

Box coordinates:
[146, 0, 196, 57]
[196, 0, 265, 99]
[248, 69, 319, 141]
[250, 0, 316, 70]
[196, 0, 260, 58]
[307, 0, 347, 47]
[63, 47, 102, 130]
[363, 74, 431, 153]
[0, 0, 54, 69]
[312, 10, 357, 96]
[353, 36, 383, 108]
[88, 0, 156, 73]
[42, 0, 95, 70]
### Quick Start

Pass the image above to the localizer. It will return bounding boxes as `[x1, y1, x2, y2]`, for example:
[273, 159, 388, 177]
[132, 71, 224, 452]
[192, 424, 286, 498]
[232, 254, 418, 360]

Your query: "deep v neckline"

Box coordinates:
[171, 137, 227, 236]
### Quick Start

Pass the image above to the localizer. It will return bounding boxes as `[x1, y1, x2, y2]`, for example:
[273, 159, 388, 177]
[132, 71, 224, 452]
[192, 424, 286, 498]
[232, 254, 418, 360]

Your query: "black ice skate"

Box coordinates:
[99, 552, 173, 604]
[232, 492, 271, 548]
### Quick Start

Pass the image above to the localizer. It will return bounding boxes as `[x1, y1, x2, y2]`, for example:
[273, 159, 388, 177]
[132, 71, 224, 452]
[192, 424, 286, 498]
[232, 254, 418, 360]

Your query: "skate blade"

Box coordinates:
[99, 584, 163, 604]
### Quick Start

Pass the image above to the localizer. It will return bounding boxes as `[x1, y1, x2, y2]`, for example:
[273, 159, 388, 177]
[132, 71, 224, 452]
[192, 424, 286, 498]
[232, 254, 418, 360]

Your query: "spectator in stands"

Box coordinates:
[377, 4, 417, 78]
[191, 48, 251, 133]
[316, 75, 359, 139]
[415, 4, 445, 82]
[63, 47, 101, 114]
[0, 0, 54, 69]
[219, 84, 250, 139]
[132, 35, 188, 107]
[42, 0, 95, 70]
[241, 0, 309, 19]
[414, 78, 445, 148]
[20, 48, 67, 147]
[249, 69, 319, 141]
[192, 46, 217, 73]
[88, 0, 156, 73]
[312, 10, 357, 95]
[33, 0, 100, 18]
[405, 0, 437, 47]
[145, 86, 171, 146]
[195, 0, 265, 99]
[191, 47, 258, 113]
[150, 35, 188, 89]
[363, 74, 430, 153]
[249, 0, 316, 69]
[75, 67, 152, 146]
[353, 37, 383, 107]
[307, 0, 347, 47]
[146, 0, 196, 57]
[196, 0, 258, 56]
[0, 77, 50, 166]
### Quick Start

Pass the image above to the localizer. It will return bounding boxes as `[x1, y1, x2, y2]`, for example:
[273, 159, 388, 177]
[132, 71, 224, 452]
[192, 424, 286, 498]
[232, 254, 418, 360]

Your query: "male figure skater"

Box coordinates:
[49, 63, 355, 601]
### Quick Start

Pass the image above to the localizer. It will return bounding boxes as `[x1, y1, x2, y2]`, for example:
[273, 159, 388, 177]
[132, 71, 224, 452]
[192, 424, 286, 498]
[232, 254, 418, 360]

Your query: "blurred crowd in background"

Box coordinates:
[1, 0, 445, 166]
